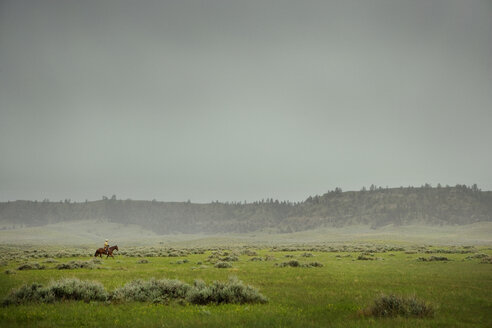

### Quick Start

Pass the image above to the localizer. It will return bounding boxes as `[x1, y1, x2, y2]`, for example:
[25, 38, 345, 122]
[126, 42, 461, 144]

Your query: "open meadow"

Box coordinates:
[0, 241, 491, 327]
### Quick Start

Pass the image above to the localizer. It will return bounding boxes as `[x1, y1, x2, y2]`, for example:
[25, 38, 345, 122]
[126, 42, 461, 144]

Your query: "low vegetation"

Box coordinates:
[276, 260, 323, 268]
[3, 277, 267, 306]
[2, 278, 108, 305]
[0, 243, 490, 327]
[361, 294, 434, 318]
[111, 278, 190, 303]
[417, 256, 449, 262]
[56, 260, 99, 270]
[214, 262, 232, 268]
[186, 277, 267, 305]
[17, 263, 45, 271]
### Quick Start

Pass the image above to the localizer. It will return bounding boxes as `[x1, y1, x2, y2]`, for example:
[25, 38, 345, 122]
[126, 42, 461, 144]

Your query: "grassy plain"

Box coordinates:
[0, 242, 491, 327]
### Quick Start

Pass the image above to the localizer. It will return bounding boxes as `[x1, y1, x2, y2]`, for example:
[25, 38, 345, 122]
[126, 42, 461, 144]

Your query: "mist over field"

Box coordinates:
[1, 184, 491, 245]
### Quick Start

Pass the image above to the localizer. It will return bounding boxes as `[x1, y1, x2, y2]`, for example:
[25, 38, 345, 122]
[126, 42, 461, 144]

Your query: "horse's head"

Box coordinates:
[114, 245, 119, 251]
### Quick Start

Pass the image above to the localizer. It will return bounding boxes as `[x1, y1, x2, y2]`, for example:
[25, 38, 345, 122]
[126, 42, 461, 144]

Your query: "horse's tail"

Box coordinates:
[94, 250, 98, 257]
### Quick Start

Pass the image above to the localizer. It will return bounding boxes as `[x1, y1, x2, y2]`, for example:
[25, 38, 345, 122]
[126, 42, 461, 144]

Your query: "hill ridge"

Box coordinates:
[1, 185, 491, 234]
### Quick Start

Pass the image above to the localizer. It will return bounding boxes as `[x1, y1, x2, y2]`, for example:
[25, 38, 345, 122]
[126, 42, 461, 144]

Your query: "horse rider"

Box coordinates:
[104, 239, 109, 253]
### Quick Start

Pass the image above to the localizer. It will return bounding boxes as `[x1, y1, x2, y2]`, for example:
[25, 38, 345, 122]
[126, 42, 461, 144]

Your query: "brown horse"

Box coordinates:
[94, 245, 119, 258]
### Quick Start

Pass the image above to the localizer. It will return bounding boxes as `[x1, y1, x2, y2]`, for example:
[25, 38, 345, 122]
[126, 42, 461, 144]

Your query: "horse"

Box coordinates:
[94, 245, 119, 258]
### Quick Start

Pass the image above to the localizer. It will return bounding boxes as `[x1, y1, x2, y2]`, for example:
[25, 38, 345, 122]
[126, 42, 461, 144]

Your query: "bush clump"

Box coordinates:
[277, 260, 323, 268]
[278, 260, 301, 267]
[241, 249, 258, 256]
[2, 278, 108, 305]
[480, 256, 492, 264]
[48, 278, 108, 302]
[417, 256, 449, 262]
[241, 249, 257, 256]
[136, 259, 149, 264]
[111, 278, 191, 303]
[214, 262, 232, 268]
[3, 271, 268, 306]
[43, 259, 58, 264]
[186, 277, 267, 305]
[219, 256, 238, 262]
[362, 294, 434, 318]
[17, 263, 45, 270]
[56, 260, 98, 270]
[465, 253, 488, 260]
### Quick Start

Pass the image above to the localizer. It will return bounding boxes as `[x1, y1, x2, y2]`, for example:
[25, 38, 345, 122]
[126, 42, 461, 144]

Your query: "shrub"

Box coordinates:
[2, 278, 108, 306]
[56, 260, 97, 270]
[2, 272, 268, 306]
[465, 253, 488, 260]
[219, 256, 238, 262]
[5, 269, 16, 275]
[278, 260, 300, 267]
[300, 252, 314, 257]
[43, 259, 58, 264]
[136, 259, 149, 264]
[480, 256, 492, 264]
[362, 294, 434, 318]
[111, 279, 191, 303]
[241, 249, 258, 256]
[49, 278, 108, 302]
[417, 256, 449, 262]
[278, 260, 323, 268]
[250, 257, 263, 261]
[186, 277, 267, 305]
[17, 263, 45, 270]
[357, 255, 375, 261]
[176, 259, 189, 264]
[214, 262, 232, 268]
[2, 283, 50, 305]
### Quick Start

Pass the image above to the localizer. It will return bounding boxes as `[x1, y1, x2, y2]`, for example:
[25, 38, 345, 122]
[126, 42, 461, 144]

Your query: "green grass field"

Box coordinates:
[0, 243, 491, 327]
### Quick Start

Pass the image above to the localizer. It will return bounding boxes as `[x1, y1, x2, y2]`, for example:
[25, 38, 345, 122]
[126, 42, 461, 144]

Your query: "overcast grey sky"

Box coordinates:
[0, 0, 491, 203]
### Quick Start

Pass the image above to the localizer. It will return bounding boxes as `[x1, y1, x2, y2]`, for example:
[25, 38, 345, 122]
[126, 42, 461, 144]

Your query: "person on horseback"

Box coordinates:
[104, 239, 109, 254]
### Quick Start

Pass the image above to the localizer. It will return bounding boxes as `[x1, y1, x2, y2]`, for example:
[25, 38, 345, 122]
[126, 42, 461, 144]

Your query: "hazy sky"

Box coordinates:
[1, 0, 491, 203]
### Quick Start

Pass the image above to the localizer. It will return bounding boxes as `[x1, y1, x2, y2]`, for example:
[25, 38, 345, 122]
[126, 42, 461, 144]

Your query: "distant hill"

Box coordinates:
[1, 185, 491, 234]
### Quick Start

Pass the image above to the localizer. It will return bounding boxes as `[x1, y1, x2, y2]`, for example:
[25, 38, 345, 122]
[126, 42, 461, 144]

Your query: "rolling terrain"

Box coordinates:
[1, 185, 491, 236]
